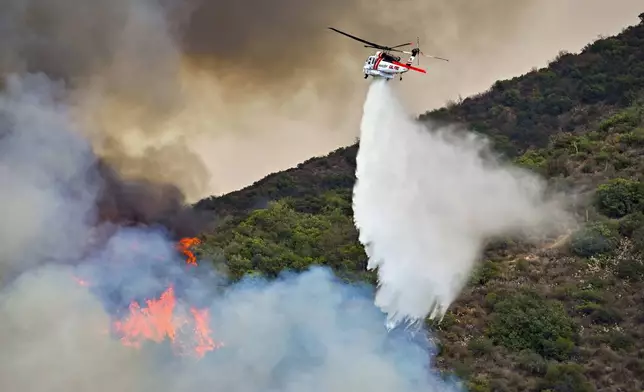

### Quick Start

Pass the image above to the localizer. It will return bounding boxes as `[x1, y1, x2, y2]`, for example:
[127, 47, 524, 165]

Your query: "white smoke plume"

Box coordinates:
[0, 264, 165, 392]
[0, 74, 462, 392]
[0, 74, 99, 277]
[352, 80, 574, 327]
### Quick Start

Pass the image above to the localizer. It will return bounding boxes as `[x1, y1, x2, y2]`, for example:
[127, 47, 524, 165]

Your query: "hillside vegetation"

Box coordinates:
[194, 14, 644, 392]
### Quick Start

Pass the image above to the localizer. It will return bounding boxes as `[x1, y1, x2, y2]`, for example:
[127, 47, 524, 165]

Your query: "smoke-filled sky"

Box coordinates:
[0, 0, 642, 201]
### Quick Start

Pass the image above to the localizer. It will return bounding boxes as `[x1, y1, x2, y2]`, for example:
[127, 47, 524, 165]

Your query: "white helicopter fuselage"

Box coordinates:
[362, 50, 422, 80]
[363, 55, 406, 79]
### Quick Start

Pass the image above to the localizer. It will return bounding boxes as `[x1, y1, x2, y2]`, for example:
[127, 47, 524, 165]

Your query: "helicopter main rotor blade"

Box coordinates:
[364, 43, 411, 50]
[421, 52, 449, 61]
[390, 42, 413, 48]
[396, 49, 450, 62]
[329, 26, 448, 61]
[328, 27, 388, 50]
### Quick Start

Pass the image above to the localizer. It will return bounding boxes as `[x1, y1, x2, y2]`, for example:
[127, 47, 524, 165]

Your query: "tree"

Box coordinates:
[569, 222, 619, 257]
[537, 363, 595, 392]
[618, 212, 644, 237]
[595, 178, 644, 218]
[487, 292, 576, 360]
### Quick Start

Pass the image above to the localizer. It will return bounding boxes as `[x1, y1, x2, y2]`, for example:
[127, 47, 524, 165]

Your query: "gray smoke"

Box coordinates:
[0, 74, 98, 276]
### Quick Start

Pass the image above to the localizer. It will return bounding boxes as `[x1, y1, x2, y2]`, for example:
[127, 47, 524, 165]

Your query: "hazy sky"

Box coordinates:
[1, 0, 641, 201]
[189, 1, 642, 200]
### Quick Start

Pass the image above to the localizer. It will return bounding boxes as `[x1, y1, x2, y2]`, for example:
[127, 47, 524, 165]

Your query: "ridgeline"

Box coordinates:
[194, 14, 644, 392]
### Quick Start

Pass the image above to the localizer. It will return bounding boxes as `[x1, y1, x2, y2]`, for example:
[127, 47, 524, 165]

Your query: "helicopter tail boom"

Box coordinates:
[392, 59, 426, 73]
[405, 48, 420, 66]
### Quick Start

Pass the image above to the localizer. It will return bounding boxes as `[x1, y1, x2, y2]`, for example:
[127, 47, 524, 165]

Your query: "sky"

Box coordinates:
[188, 1, 642, 200]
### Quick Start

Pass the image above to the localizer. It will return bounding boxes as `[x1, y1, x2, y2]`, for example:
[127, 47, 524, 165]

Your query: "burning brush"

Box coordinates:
[74, 236, 223, 358]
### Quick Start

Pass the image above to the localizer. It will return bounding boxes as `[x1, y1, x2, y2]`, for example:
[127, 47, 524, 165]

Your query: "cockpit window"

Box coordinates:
[382, 53, 400, 62]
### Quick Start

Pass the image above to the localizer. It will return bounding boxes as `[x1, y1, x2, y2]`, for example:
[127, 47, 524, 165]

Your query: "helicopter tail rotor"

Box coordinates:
[396, 37, 449, 63]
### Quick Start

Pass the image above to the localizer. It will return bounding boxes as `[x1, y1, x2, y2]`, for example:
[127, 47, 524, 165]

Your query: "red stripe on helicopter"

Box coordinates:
[392, 61, 426, 73]
[374, 57, 382, 70]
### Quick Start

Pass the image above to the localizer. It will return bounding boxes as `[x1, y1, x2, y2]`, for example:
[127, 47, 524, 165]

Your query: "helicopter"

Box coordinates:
[328, 27, 448, 81]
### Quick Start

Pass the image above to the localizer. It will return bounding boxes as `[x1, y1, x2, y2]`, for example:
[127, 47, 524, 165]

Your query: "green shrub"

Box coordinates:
[571, 289, 604, 303]
[618, 212, 644, 237]
[599, 106, 642, 133]
[620, 127, 644, 146]
[515, 149, 548, 173]
[207, 199, 373, 282]
[427, 311, 457, 331]
[576, 302, 623, 324]
[546, 154, 571, 177]
[608, 331, 635, 351]
[537, 363, 595, 392]
[614, 258, 644, 282]
[467, 376, 491, 392]
[569, 222, 619, 257]
[484, 292, 499, 309]
[595, 178, 644, 218]
[468, 337, 494, 357]
[470, 260, 502, 285]
[517, 350, 547, 375]
[487, 292, 576, 360]
[632, 226, 644, 253]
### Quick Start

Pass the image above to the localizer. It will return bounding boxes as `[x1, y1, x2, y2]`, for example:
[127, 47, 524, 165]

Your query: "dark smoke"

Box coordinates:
[95, 159, 211, 239]
[179, 0, 358, 80]
[0, 0, 177, 88]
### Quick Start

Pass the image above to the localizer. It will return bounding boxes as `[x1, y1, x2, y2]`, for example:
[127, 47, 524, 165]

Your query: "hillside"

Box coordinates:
[194, 14, 644, 392]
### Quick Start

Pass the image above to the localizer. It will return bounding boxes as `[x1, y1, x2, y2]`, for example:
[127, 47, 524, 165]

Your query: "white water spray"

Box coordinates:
[353, 80, 572, 328]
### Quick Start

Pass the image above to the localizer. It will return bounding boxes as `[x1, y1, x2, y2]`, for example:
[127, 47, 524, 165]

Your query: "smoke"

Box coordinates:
[95, 161, 209, 239]
[0, 264, 464, 392]
[0, 0, 205, 199]
[168, 267, 463, 392]
[352, 80, 575, 327]
[3, 0, 638, 199]
[0, 73, 204, 282]
[0, 73, 99, 275]
[0, 73, 461, 392]
[0, 264, 164, 392]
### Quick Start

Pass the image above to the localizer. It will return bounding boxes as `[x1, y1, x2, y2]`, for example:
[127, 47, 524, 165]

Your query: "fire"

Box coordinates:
[110, 236, 221, 357]
[76, 236, 222, 358]
[111, 284, 222, 357]
[177, 237, 201, 265]
[113, 286, 178, 348]
[190, 308, 219, 357]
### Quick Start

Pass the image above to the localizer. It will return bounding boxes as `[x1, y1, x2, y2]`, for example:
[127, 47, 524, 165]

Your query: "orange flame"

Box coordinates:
[76, 236, 222, 358]
[190, 308, 221, 356]
[113, 286, 178, 348]
[177, 237, 201, 265]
